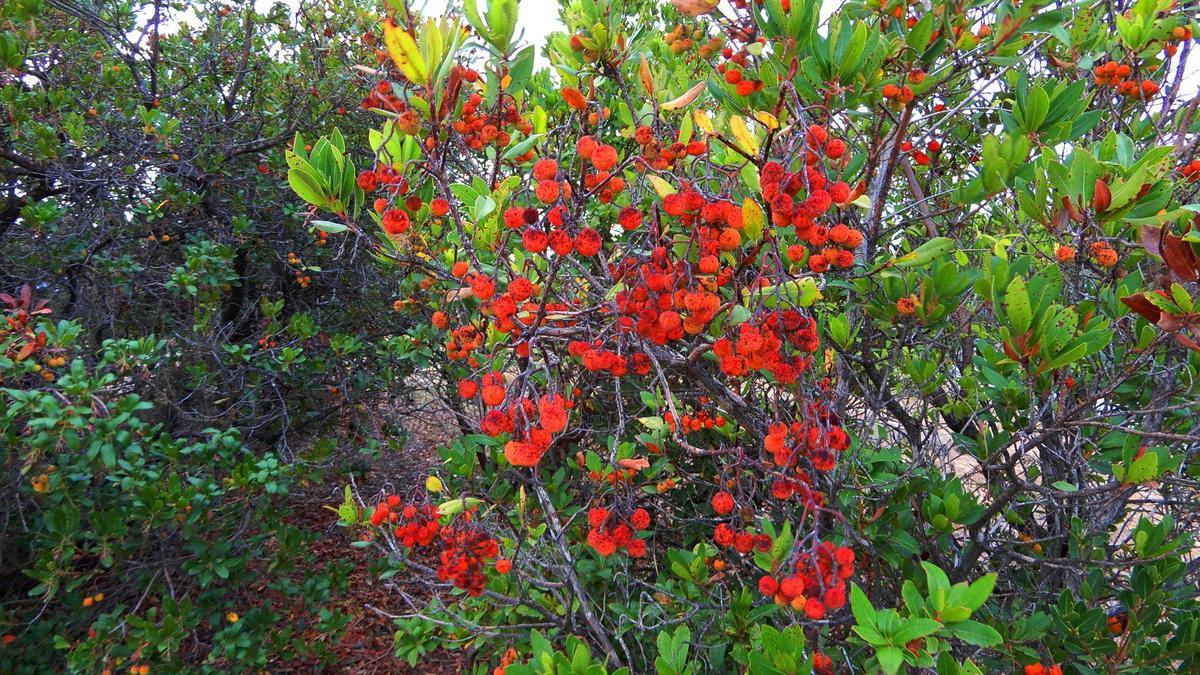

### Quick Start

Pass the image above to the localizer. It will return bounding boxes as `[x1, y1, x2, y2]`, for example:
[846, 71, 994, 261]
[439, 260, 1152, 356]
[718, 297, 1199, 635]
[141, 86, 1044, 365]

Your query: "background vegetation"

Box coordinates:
[3, 0, 1199, 673]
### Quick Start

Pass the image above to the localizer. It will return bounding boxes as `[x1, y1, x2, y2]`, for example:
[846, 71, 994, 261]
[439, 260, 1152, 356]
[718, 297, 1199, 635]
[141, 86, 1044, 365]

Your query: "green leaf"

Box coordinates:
[1125, 452, 1159, 483]
[923, 562, 951, 611]
[906, 14, 934, 52]
[288, 168, 327, 208]
[1023, 86, 1050, 132]
[947, 620, 1002, 647]
[1004, 276, 1032, 335]
[893, 618, 944, 644]
[474, 195, 496, 222]
[312, 220, 348, 234]
[877, 646, 905, 675]
[894, 237, 956, 268]
[502, 133, 543, 161]
[850, 583, 878, 628]
[959, 573, 996, 611]
[1041, 341, 1087, 371]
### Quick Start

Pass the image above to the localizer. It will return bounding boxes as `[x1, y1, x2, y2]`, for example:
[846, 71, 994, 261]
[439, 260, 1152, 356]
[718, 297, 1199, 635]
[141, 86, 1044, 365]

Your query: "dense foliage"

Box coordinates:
[2, 0, 425, 671]
[4, 0, 1200, 672]
[294, 0, 1200, 672]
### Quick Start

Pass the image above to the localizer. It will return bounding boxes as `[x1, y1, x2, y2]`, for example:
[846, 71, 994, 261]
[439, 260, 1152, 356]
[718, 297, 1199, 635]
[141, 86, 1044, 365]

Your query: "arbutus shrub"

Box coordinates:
[287, 0, 1200, 672]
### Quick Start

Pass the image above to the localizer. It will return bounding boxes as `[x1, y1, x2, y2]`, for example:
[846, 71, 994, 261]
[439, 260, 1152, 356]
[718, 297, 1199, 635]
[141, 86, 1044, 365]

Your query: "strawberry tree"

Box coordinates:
[289, 0, 1200, 672]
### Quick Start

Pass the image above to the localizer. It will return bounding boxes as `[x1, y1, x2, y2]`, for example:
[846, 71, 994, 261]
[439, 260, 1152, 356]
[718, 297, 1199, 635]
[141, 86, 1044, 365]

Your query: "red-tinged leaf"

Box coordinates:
[1156, 313, 1185, 331]
[1002, 339, 1020, 361]
[1140, 224, 1166, 259]
[638, 54, 654, 97]
[1161, 234, 1199, 282]
[1093, 179, 1111, 213]
[1120, 294, 1161, 323]
[16, 342, 35, 361]
[1176, 331, 1200, 353]
[0, 293, 14, 306]
[438, 67, 463, 121]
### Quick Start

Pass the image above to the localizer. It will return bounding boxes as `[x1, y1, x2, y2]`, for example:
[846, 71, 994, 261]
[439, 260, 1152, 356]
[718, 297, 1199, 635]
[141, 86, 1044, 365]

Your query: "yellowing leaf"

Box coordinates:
[729, 115, 759, 155]
[743, 277, 822, 308]
[892, 237, 956, 268]
[742, 198, 765, 241]
[755, 111, 779, 131]
[639, 54, 654, 97]
[660, 81, 707, 111]
[383, 20, 427, 83]
[693, 109, 713, 134]
[436, 497, 482, 516]
[851, 194, 872, 209]
[647, 175, 677, 198]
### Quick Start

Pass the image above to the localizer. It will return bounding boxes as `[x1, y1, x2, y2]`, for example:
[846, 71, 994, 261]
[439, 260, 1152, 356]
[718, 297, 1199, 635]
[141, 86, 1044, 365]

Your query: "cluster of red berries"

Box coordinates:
[881, 82, 915, 104]
[664, 24, 723, 58]
[566, 339, 654, 377]
[764, 410, 851, 472]
[896, 295, 919, 316]
[360, 80, 406, 113]
[713, 522, 774, 554]
[585, 507, 650, 558]
[717, 42, 767, 96]
[712, 310, 819, 383]
[804, 222, 864, 272]
[899, 138, 941, 167]
[491, 648, 520, 675]
[451, 262, 571, 338]
[356, 165, 417, 236]
[445, 323, 483, 360]
[474, 388, 571, 467]
[438, 527, 500, 596]
[662, 405, 725, 433]
[574, 135, 627, 199]
[1177, 158, 1200, 182]
[465, 371, 568, 435]
[454, 91, 534, 153]
[369, 496, 442, 546]
[761, 127, 853, 229]
[518, 207, 601, 257]
[1022, 664, 1063, 675]
[614, 254, 724, 343]
[1092, 60, 1159, 100]
[358, 164, 408, 194]
[661, 188, 745, 257]
[757, 541, 854, 619]
[768, 471, 824, 508]
[1089, 241, 1119, 268]
[632, 125, 708, 172]
[1164, 25, 1193, 56]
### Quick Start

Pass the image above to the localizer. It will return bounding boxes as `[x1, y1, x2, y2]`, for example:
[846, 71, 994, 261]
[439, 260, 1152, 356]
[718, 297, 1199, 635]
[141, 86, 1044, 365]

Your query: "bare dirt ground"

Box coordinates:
[262, 377, 467, 674]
